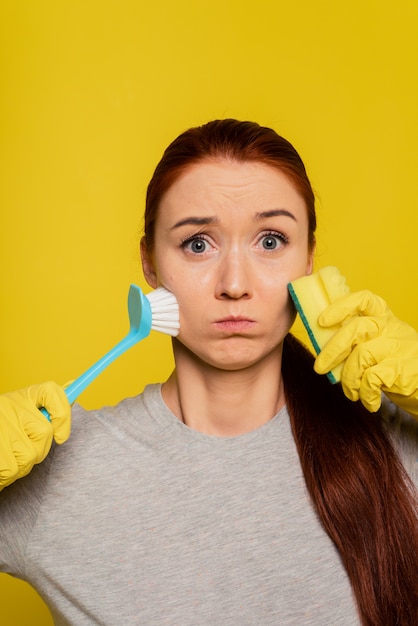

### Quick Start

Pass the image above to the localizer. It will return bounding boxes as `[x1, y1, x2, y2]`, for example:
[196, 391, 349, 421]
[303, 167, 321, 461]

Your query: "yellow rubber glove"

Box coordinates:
[0, 382, 71, 490]
[313, 290, 418, 417]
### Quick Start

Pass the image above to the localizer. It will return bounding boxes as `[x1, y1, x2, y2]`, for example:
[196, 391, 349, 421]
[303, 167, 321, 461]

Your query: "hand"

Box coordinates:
[313, 290, 418, 416]
[0, 382, 71, 490]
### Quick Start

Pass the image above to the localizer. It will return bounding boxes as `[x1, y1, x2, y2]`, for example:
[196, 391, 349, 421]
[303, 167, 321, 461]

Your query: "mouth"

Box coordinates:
[213, 316, 257, 332]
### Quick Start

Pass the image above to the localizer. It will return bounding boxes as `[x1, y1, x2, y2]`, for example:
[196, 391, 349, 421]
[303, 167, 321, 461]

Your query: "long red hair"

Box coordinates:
[144, 119, 418, 625]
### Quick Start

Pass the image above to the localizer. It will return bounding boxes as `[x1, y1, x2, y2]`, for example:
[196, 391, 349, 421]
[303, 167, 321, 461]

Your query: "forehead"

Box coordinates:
[157, 159, 307, 217]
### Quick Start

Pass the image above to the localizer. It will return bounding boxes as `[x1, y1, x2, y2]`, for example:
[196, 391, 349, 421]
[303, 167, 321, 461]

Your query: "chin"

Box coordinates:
[210, 345, 283, 372]
[174, 333, 286, 370]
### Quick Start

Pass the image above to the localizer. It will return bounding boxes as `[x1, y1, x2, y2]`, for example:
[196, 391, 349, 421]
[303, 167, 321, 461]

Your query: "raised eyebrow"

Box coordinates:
[255, 209, 297, 222]
[171, 216, 218, 230]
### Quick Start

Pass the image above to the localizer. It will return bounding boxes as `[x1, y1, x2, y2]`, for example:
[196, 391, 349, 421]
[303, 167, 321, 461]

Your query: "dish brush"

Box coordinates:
[41, 285, 179, 419]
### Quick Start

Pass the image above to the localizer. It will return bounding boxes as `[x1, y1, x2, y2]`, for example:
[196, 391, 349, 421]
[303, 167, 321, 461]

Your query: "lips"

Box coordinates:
[213, 316, 256, 332]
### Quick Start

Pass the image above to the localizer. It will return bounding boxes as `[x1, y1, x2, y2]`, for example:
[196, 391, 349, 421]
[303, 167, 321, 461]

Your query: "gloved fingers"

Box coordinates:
[370, 357, 418, 397]
[335, 344, 375, 404]
[332, 354, 383, 412]
[342, 336, 417, 389]
[0, 424, 46, 489]
[371, 359, 418, 416]
[0, 437, 21, 488]
[354, 361, 414, 413]
[0, 391, 54, 456]
[27, 382, 72, 444]
[314, 316, 383, 376]
[13, 402, 55, 461]
[355, 369, 384, 412]
[341, 339, 418, 412]
[4, 438, 43, 483]
[318, 290, 389, 327]
[0, 384, 65, 489]
[338, 337, 397, 403]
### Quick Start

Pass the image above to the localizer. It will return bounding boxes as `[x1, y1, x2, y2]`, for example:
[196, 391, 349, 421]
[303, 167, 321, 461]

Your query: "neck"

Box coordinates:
[161, 342, 285, 436]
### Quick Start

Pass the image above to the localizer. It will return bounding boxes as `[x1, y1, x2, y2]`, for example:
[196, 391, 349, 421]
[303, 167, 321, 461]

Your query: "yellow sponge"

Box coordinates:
[288, 266, 350, 383]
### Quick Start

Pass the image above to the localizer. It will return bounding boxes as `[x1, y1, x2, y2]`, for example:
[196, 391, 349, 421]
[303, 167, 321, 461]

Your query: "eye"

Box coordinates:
[262, 236, 279, 250]
[181, 234, 212, 254]
[190, 239, 207, 253]
[259, 231, 288, 251]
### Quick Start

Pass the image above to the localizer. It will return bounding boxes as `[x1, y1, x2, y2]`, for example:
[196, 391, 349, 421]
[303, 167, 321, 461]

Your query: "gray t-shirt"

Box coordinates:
[0, 384, 417, 625]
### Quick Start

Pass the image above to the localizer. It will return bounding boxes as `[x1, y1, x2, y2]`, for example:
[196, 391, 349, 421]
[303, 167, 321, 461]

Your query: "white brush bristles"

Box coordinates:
[146, 287, 180, 337]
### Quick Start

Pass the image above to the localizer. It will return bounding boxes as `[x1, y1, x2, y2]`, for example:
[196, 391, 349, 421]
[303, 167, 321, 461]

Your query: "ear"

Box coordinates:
[306, 240, 316, 275]
[140, 237, 158, 289]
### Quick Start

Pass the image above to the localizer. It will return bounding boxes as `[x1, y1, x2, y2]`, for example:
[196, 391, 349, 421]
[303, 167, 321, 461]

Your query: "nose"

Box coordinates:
[215, 249, 253, 300]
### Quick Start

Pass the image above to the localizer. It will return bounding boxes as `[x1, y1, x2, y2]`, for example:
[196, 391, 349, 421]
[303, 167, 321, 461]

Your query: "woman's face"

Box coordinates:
[141, 159, 314, 371]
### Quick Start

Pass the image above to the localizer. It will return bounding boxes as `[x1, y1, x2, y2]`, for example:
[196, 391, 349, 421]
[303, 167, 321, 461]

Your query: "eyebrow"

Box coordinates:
[170, 208, 297, 230]
[255, 209, 297, 222]
[171, 216, 218, 230]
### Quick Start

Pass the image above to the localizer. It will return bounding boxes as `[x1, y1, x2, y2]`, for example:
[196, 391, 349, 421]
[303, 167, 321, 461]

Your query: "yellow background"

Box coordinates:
[1, 0, 417, 623]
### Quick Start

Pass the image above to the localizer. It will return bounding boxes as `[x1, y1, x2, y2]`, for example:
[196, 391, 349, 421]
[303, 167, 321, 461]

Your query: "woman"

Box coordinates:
[1, 119, 417, 625]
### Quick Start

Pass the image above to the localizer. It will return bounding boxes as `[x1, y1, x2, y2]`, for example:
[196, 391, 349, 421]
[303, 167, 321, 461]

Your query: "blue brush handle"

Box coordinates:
[41, 297, 152, 420]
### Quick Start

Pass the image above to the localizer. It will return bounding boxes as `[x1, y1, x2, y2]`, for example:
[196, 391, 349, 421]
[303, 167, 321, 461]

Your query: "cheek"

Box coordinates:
[258, 267, 300, 327]
[157, 255, 213, 299]
[280, 254, 313, 292]
[167, 280, 209, 340]
[270, 292, 298, 345]
[277, 287, 297, 324]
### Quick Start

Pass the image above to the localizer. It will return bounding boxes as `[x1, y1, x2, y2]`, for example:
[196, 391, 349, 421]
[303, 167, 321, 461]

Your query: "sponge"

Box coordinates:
[288, 266, 350, 383]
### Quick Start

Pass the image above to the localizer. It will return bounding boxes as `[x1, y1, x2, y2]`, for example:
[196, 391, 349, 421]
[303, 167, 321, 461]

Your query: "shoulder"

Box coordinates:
[70, 383, 163, 432]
